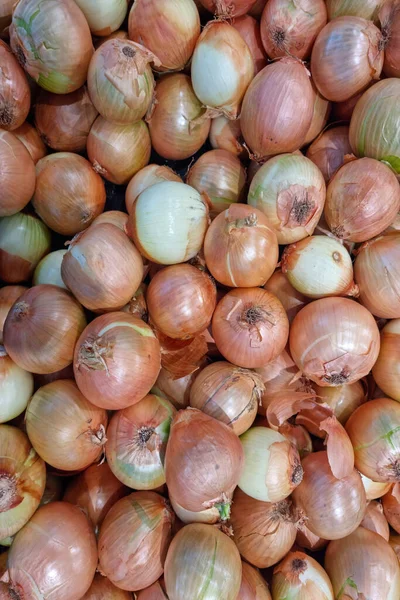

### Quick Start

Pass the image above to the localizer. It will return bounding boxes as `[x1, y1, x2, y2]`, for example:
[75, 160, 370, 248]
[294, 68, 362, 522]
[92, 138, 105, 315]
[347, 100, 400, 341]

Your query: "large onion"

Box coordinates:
[381, 1, 400, 78]
[126, 165, 182, 214]
[10, 0, 93, 94]
[273, 551, 334, 600]
[326, 0, 384, 21]
[81, 574, 132, 600]
[0, 40, 30, 130]
[232, 14, 267, 74]
[74, 0, 128, 36]
[33, 250, 67, 289]
[373, 319, 400, 401]
[0, 349, 33, 423]
[306, 125, 352, 183]
[0, 131, 36, 217]
[0, 286, 27, 344]
[263, 270, 308, 324]
[13, 122, 47, 164]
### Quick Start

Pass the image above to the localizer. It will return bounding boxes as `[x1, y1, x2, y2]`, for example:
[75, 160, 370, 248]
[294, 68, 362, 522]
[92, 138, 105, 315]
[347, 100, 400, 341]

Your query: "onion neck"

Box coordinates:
[226, 213, 258, 234]
[11, 301, 29, 321]
[77, 337, 113, 372]
[90, 424, 107, 447]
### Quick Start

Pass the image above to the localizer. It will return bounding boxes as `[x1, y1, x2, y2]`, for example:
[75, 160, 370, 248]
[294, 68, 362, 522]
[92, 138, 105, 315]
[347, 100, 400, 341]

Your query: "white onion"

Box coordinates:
[0, 348, 33, 423]
[33, 250, 67, 289]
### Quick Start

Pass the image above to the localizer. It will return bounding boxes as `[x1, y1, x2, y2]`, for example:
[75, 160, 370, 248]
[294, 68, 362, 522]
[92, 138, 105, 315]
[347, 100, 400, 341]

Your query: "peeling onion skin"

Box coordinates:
[360, 500, 390, 540]
[0, 131, 36, 218]
[237, 562, 272, 600]
[272, 551, 334, 600]
[0, 41, 30, 131]
[199, 0, 257, 17]
[80, 573, 132, 600]
[373, 319, 400, 402]
[306, 125, 352, 184]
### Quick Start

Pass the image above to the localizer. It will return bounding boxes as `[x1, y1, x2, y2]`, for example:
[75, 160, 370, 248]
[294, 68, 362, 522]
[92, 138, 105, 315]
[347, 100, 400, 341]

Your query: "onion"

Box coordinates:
[74, 0, 128, 36]
[272, 551, 334, 600]
[81, 574, 132, 600]
[296, 524, 328, 552]
[331, 86, 371, 122]
[164, 523, 242, 600]
[186, 150, 246, 217]
[325, 527, 400, 600]
[349, 79, 400, 173]
[0, 349, 33, 423]
[361, 473, 392, 501]
[0, 131, 36, 217]
[87, 116, 151, 184]
[94, 30, 129, 49]
[33, 153, 106, 236]
[191, 21, 254, 119]
[10, 0, 93, 94]
[237, 562, 271, 600]
[0, 1, 13, 32]
[26, 379, 108, 471]
[212, 288, 289, 369]
[373, 319, 400, 401]
[199, 0, 256, 17]
[74, 312, 161, 410]
[121, 283, 148, 321]
[0, 40, 30, 130]
[12, 122, 46, 164]
[128, 181, 209, 265]
[7, 502, 97, 600]
[148, 73, 210, 161]
[106, 394, 175, 490]
[232, 15, 267, 74]
[303, 81, 331, 146]
[381, 1, 400, 78]
[383, 485, 400, 534]
[34, 87, 98, 152]
[263, 270, 308, 324]
[360, 499, 390, 540]
[282, 235, 357, 299]
[165, 408, 244, 517]
[260, 0, 327, 60]
[250, 0, 267, 18]
[209, 116, 244, 157]
[63, 462, 128, 529]
[289, 297, 380, 386]
[154, 330, 209, 380]
[230, 488, 298, 568]
[354, 233, 400, 319]
[152, 368, 196, 410]
[241, 58, 313, 160]
[128, 0, 200, 71]
[91, 211, 128, 231]
[99, 491, 174, 591]
[168, 494, 220, 525]
[0, 425, 45, 539]
[40, 473, 64, 507]
[0, 286, 27, 344]
[292, 451, 366, 540]
[189, 361, 263, 435]
[312, 380, 367, 425]
[390, 534, 400, 563]
[326, 0, 384, 21]
[346, 398, 400, 483]
[306, 125, 352, 183]
[61, 223, 144, 312]
[134, 579, 167, 599]
[248, 153, 326, 244]
[126, 165, 182, 214]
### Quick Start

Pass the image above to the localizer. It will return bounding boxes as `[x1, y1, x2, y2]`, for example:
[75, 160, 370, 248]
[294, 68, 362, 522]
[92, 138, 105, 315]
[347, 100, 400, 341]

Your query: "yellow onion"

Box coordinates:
[186, 149, 246, 217]
[126, 165, 182, 214]
[87, 116, 151, 184]
[303, 81, 331, 145]
[128, 181, 209, 265]
[33, 250, 67, 289]
[231, 488, 298, 568]
[313, 380, 367, 425]
[148, 73, 211, 161]
[290, 297, 380, 386]
[381, 1, 400, 78]
[33, 153, 106, 236]
[237, 562, 271, 600]
[0, 425, 45, 540]
[209, 115, 244, 157]
[99, 491, 174, 591]
[296, 524, 328, 552]
[232, 15, 267, 74]
[272, 551, 334, 600]
[248, 153, 326, 244]
[164, 523, 242, 600]
[191, 21, 254, 119]
[121, 283, 148, 322]
[361, 473, 392, 501]
[373, 319, 400, 401]
[26, 380, 108, 471]
[0, 0, 13, 32]
[241, 58, 313, 160]
[74, 0, 128, 36]
[91, 211, 128, 231]
[13, 122, 47, 164]
[61, 223, 144, 312]
[326, 0, 384, 21]
[10, 0, 93, 94]
[306, 125, 352, 183]
[34, 87, 98, 152]
[360, 500, 390, 540]
[325, 527, 400, 600]
[0, 41, 31, 131]
[0, 286, 27, 344]
[0, 348, 33, 423]
[383, 485, 400, 534]
[199, 0, 257, 17]
[128, 0, 200, 72]
[0, 131, 36, 218]
[260, 0, 327, 60]
[152, 368, 197, 410]
[80, 574, 132, 600]
[264, 271, 308, 324]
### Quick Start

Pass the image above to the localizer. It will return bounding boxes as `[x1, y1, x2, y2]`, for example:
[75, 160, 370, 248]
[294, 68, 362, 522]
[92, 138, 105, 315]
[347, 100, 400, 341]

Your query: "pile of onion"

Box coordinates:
[0, 131, 36, 217]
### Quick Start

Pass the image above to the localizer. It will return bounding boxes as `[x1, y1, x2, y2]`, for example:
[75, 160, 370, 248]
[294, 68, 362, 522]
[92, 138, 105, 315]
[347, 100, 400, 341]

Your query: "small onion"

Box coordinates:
[186, 150, 246, 217]
[248, 153, 326, 244]
[10, 0, 93, 94]
[61, 223, 144, 312]
[373, 319, 400, 401]
[381, 1, 400, 78]
[0, 349, 33, 423]
[237, 562, 271, 600]
[0, 131, 36, 217]
[232, 15, 267, 74]
[106, 394, 176, 489]
[126, 165, 182, 214]
[87, 116, 151, 184]
[383, 485, 400, 534]
[326, 0, 384, 21]
[360, 500, 390, 540]
[26, 379, 108, 471]
[263, 270, 308, 324]
[91, 211, 128, 231]
[272, 551, 334, 600]
[7, 502, 97, 600]
[128, 0, 200, 72]
[289, 297, 380, 386]
[74, 312, 161, 410]
[312, 380, 367, 425]
[0, 425, 46, 539]
[128, 181, 209, 265]
[199, 0, 256, 17]
[164, 523, 242, 600]
[209, 115, 244, 157]
[152, 368, 196, 410]
[74, 0, 128, 36]
[361, 473, 392, 501]
[81, 573, 132, 600]
[33, 153, 106, 235]
[34, 87, 98, 152]
[306, 125, 352, 183]
[212, 288, 289, 369]
[0, 40, 30, 130]
[260, 0, 327, 60]
[13, 122, 47, 164]
[99, 491, 174, 591]
[191, 21, 254, 119]
[0, 286, 27, 344]
[241, 58, 313, 160]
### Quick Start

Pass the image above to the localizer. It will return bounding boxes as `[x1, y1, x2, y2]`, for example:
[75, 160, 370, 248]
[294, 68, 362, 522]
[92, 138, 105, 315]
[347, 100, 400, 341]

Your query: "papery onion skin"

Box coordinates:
[121, 283, 148, 322]
[0, 350, 33, 423]
[360, 500, 390, 540]
[99, 491, 175, 591]
[248, 153, 326, 245]
[326, 0, 384, 21]
[0, 131, 36, 217]
[26, 379, 108, 471]
[80, 573, 132, 600]
[0, 425, 46, 539]
[74, 312, 161, 410]
[0, 287, 27, 344]
[164, 523, 242, 600]
[148, 73, 210, 161]
[303, 81, 331, 146]
[361, 473, 392, 501]
[381, 1, 400, 78]
[91, 211, 128, 232]
[306, 125, 352, 183]
[8, 502, 98, 600]
[0, 41, 31, 131]
[241, 58, 313, 160]
[94, 30, 129, 49]
[35, 87, 98, 152]
[325, 526, 400, 600]
[260, 0, 327, 60]
[296, 524, 328, 552]
[152, 367, 196, 410]
[10, 0, 93, 94]
[232, 15, 267, 74]
[272, 551, 334, 600]
[237, 562, 272, 600]
[13, 122, 47, 164]
[191, 21, 254, 119]
[313, 380, 366, 425]
[126, 165, 182, 214]
[199, 0, 256, 17]
[263, 270, 308, 324]
[87, 116, 151, 185]
[169, 493, 220, 525]
[289, 297, 380, 387]
[292, 451, 366, 540]
[74, 0, 128, 36]
[373, 319, 400, 401]
[62, 223, 144, 313]
[209, 115, 244, 157]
